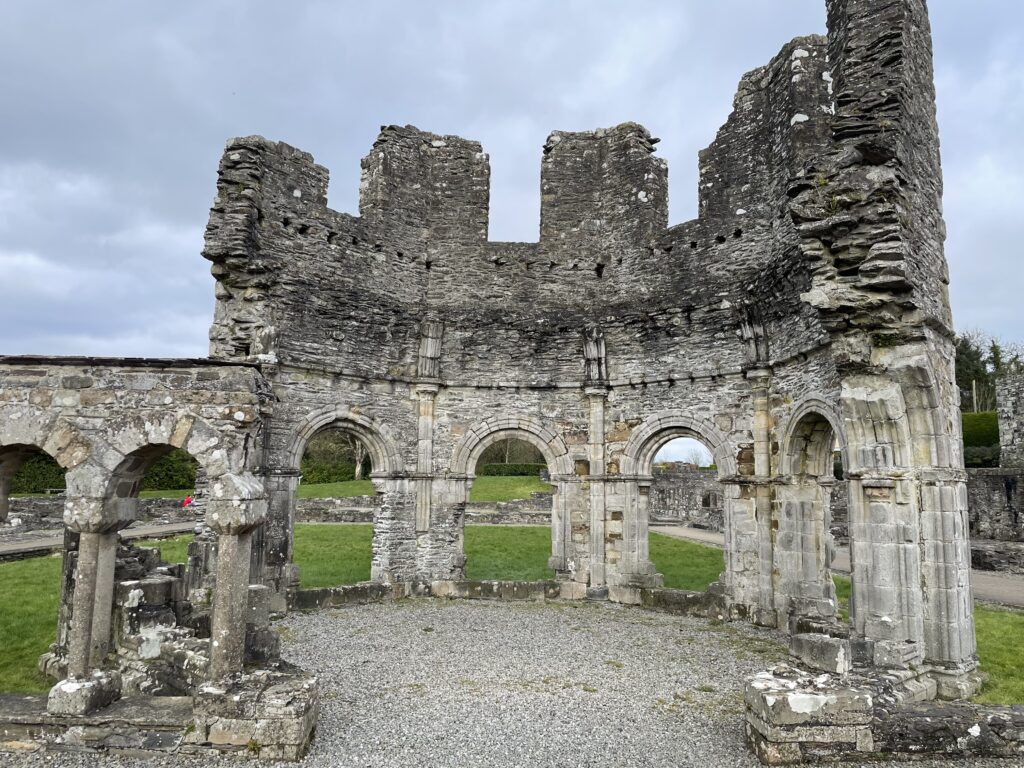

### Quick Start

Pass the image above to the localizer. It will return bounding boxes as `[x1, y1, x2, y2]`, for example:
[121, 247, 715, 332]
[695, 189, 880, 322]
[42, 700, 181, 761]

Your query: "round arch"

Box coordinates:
[620, 411, 736, 478]
[779, 396, 848, 477]
[284, 406, 403, 476]
[0, 405, 92, 471]
[450, 416, 573, 477]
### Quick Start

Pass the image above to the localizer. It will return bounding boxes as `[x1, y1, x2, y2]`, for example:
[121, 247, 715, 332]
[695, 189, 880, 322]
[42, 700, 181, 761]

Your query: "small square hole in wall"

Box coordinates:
[575, 460, 590, 476]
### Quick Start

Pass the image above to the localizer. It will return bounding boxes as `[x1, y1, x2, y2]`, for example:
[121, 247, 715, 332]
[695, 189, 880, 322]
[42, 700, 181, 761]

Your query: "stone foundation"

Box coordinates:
[745, 663, 1022, 764]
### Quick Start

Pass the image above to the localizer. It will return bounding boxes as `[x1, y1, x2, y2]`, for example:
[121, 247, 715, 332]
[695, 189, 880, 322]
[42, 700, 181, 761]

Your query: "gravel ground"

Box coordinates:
[7, 599, 1021, 768]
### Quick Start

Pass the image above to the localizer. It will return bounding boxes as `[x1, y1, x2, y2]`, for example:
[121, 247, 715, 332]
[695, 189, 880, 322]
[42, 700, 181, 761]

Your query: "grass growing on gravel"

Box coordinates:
[0, 554, 62, 693]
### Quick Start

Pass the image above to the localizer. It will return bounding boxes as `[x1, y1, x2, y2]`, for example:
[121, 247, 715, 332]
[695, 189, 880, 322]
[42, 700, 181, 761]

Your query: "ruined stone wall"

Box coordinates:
[649, 466, 724, 529]
[997, 374, 1024, 468]
[966, 468, 1024, 542]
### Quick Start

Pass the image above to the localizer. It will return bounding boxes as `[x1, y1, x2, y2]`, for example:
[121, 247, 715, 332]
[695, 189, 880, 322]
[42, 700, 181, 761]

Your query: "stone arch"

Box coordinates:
[284, 405, 403, 476]
[449, 416, 575, 578]
[450, 416, 573, 478]
[620, 411, 736, 478]
[0, 406, 94, 524]
[612, 411, 736, 588]
[779, 396, 847, 477]
[774, 397, 847, 623]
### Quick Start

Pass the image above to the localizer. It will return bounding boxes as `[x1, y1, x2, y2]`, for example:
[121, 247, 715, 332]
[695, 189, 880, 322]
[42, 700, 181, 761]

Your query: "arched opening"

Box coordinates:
[464, 433, 559, 581]
[777, 408, 849, 626]
[0, 444, 67, 530]
[641, 432, 728, 591]
[0, 444, 66, 693]
[290, 424, 376, 589]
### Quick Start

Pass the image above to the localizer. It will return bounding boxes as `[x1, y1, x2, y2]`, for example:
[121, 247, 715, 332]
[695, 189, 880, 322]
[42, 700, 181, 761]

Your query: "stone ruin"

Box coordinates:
[3, 0, 1022, 763]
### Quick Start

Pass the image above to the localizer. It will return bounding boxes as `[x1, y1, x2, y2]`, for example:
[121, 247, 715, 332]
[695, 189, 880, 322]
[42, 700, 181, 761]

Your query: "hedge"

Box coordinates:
[965, 446, 1000, 468]
[478, 463, 548, 477]
[140, 450, 198, 491]
[300, 460, 357, 484]
[9, 454, 65, 494]
[963, 412, 999, 448]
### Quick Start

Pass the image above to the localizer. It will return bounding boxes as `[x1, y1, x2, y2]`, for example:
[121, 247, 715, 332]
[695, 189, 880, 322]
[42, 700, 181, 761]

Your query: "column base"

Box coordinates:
[930, 663, 985, 700]
[47, 670, 121, 715]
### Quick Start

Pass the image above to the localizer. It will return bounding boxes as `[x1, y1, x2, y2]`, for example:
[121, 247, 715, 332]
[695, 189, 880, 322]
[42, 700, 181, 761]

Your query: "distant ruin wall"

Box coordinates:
[649, 467, 723, 529]
[997, 375, 1024, 468]
[293, 493, 553, 526]
[4, 497, 196, 534]
[966, 469, 1024, 542]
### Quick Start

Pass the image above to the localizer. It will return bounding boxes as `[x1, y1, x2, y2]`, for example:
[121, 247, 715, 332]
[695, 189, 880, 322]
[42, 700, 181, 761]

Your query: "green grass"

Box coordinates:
[467, 476, 552, 503]
[0, 554, 62, 693]
[464, 526, 554, 580]
[292, 523, 374, 588]
[649, 533, 725, 591]
[972, 605, 1024, 705]
[138, 488, 191, 500]
[134, 535, 193, 564]
[3, 529, 1023, 706]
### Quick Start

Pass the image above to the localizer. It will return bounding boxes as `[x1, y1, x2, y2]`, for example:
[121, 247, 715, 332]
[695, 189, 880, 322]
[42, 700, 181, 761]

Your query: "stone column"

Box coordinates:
[749, 369, 777, 626]
[0, 473, 10, 523]
[88, 531, 119, 664]
[586, 387, 607, 590]
[548, 480, 568, 573]
[209, 531, 254, 679]
[66, 530, 102, 679]
[415, 384, 438, 533]
[918, 470, 980, 698]
[205, 472, 266, 681]
[262, 470, 301, 613]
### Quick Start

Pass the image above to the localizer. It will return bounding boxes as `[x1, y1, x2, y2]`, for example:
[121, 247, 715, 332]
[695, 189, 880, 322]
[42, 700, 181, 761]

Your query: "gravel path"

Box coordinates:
[8, 599, 1019, 767]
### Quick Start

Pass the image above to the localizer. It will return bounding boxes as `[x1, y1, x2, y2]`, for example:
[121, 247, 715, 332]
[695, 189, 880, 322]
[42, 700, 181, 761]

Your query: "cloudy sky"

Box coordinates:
[0, 1, 1021, 358]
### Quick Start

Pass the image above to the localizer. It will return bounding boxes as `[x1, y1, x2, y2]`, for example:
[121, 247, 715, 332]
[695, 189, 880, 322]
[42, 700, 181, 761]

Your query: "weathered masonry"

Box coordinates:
[0, 0, 1003, 763]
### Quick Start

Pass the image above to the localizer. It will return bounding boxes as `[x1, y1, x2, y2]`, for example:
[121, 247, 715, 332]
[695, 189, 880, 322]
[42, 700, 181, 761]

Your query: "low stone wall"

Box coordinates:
[2, 496, 195, 535]
[293, 492, 554, 526]
[289, 577, 728, 622]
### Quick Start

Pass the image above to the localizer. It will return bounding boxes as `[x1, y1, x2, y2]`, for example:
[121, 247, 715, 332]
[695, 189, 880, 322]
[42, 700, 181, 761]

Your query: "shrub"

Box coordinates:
[9, 453, 65, 494]
[140, 449, 198, 491]
[477, 463, 547, 477]
[300, 460, 356, 484]
[965, 446, 1000, 468]
[962, 412, 999, 448]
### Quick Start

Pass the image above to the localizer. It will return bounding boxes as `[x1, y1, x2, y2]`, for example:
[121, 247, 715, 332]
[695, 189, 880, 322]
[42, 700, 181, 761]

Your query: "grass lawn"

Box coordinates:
[467, 476, 552, 503]
[3, 529, 1022, 706]
[0, 554, 62, 693]
[649, 532, 725, 591]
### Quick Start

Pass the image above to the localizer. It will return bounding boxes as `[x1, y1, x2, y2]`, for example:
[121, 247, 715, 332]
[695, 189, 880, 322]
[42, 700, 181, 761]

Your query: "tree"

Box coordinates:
[954, 330, 1023, 412]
